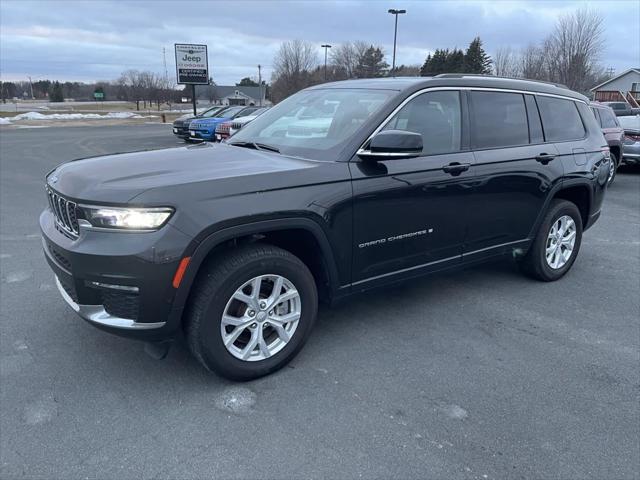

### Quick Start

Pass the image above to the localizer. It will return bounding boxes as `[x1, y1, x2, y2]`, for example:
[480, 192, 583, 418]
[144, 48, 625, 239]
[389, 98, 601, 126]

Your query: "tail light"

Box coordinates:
[625, 133, 640, 141]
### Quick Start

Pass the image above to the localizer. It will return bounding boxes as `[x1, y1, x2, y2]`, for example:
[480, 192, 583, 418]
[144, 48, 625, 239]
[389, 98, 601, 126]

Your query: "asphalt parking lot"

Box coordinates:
[1, 124, 638, 479]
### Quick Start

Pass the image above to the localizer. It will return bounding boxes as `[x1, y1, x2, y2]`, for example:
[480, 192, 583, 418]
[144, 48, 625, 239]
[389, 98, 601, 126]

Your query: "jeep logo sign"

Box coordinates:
[175, 43, 208, 85]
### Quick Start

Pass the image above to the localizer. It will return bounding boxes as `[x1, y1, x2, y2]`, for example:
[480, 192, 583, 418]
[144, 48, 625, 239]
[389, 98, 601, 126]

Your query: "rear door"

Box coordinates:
[464, 90, 562, 260]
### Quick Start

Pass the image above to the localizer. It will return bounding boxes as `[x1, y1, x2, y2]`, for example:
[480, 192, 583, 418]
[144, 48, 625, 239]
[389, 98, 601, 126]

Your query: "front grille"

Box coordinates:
[216, 123, 230, 134]
[101, 290, 139, 321]
[58, 276, 78, 302]
[230, 122, 243, 130]
[46, 187, 79, 238]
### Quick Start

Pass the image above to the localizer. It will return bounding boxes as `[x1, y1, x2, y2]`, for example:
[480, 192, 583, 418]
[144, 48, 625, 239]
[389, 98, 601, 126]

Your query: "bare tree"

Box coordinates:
[544, 7, 605, 92]
[330, 41, 369, 79]
[271, 40, 318, 102]
[494, 46, 521, 77]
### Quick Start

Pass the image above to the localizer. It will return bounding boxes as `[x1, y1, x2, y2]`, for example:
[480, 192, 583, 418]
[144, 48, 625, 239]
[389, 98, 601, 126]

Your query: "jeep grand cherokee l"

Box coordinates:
[41, 75, 609, 380]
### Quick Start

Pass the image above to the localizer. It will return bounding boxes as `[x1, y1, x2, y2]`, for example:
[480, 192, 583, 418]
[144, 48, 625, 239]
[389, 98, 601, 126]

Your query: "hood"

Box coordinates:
[173, 114, 195, 126]
[48, 143, 319, 204]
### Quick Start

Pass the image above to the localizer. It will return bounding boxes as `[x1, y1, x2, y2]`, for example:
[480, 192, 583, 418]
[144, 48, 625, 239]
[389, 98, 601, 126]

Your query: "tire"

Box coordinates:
[608, 152, 618, 185]
[520, 199, 583, 282]
[185, 244, 318, 381]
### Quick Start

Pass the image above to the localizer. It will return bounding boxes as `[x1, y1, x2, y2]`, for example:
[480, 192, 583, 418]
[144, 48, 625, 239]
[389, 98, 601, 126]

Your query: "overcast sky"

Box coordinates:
[1, 0, 638, 86]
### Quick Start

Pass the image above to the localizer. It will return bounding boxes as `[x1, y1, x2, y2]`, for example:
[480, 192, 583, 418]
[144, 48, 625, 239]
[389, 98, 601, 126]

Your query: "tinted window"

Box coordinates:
[590, 107, 602, 126]
[537, 97, 585, 141]
[382, 90, 461, 155]
[599, 108, 619, 128]
[470, 91, 529, 149]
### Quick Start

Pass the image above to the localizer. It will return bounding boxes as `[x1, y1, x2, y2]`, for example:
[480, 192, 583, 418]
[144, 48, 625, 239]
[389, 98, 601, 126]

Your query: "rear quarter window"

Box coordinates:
[599, 108, 619, 128]
[537, 96, 585, 142]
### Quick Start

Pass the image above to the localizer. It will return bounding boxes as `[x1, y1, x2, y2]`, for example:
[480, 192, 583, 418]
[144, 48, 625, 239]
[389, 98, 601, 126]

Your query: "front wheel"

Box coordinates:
[520, 199, 583, 281]
[185, 244, 318, 380]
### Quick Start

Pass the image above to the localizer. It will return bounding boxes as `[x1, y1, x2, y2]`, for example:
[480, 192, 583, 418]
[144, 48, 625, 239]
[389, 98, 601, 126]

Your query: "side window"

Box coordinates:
[599, 108, 619, 128]
[590, 107, 603, 127]
[537, 96, 586, 141]
[382, 90, 461, 155]
[470, 91, 529, 149]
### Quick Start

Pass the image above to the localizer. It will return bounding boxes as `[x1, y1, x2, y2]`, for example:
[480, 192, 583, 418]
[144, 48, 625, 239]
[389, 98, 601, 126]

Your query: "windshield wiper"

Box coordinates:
[229, 141, 280, 154]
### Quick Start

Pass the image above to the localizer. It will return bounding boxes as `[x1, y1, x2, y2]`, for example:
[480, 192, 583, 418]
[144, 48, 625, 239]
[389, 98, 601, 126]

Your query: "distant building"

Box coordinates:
[212, 86, 270, 107]
[591, 68, 640, 107]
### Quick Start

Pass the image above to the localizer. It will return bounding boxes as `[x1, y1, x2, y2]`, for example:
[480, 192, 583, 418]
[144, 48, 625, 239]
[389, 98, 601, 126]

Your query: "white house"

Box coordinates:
[213, 86, 271, 107]
[590, 68, 640, 107]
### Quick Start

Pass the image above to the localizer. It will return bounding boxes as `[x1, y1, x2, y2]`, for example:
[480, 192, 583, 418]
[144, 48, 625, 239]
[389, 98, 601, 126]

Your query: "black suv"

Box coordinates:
[41, 75, 610, 380]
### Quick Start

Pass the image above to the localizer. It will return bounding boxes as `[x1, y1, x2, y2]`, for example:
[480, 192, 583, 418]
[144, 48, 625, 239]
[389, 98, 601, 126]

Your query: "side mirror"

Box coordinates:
[359, 130, 423, 160]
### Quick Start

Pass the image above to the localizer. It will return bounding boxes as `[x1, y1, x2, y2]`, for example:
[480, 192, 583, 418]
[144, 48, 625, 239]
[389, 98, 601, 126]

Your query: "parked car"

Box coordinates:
[601, 101, 638, 117]
[189, 106, 260, 142]
[41, 75, 609, 380]
[222, 107, 269, 140]
[172, 106, 226, 140]
[590, 102, 624, 183]
[618, 114, 640, 165]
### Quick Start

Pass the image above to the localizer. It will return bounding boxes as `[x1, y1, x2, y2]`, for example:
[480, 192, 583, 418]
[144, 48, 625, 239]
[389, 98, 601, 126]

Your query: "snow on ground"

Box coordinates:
[0, 117, 11, 125]
[10, 111, 153, 121]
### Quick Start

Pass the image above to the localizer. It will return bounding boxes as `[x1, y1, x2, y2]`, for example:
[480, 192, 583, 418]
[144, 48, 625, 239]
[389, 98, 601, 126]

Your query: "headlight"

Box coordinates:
[80, 206, 174, 230]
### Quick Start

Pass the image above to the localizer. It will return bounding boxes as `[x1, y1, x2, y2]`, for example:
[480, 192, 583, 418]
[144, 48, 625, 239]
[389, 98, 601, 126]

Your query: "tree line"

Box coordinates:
[270, 7, 609, 101]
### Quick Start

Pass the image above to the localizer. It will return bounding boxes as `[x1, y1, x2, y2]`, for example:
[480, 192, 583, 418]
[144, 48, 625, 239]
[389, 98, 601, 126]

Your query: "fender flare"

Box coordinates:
[528, 178, 594, 239]
[172, 217, 342, 310]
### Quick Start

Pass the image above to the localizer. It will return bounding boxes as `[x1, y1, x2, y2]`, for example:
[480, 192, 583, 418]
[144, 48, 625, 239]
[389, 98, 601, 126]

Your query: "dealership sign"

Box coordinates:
[174, 44, 209, 85]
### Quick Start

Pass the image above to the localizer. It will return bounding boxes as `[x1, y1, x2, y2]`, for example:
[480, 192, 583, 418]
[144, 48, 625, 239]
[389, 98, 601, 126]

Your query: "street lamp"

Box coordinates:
[321, 44, 332, 81]
[388, 8, 406, 75]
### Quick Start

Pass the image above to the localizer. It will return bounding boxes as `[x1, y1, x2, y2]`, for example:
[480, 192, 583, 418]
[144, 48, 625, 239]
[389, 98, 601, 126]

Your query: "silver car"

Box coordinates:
[618, 115, 640, 165]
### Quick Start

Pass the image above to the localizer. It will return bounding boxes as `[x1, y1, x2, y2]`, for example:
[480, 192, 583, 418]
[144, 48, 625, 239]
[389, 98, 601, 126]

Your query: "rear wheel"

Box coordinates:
[520, 199, 583, 281]
[608, 152, 618, 185]
[185, 244, 318, 380]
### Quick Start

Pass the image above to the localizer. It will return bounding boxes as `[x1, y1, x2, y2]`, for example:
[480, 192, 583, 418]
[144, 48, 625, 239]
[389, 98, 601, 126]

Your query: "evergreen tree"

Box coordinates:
[448, 48, 466, 73]
[237, 77, 259, 87]
[49, 81, 64, 102]
[420, 54, 432, 76]
[464, 37, 492, 74]
[355, 46, 389, 78]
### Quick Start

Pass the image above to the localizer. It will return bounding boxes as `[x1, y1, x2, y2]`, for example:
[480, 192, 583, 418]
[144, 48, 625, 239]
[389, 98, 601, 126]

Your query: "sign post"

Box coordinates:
[174, 43, 209, 116]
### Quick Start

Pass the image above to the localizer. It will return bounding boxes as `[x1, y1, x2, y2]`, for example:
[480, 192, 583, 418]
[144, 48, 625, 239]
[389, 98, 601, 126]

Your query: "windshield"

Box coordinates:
[230, 88, 396, 160]
[200, 107, 224, 118]
[217, 106, 245, 119]
[618, 115, 640, 130]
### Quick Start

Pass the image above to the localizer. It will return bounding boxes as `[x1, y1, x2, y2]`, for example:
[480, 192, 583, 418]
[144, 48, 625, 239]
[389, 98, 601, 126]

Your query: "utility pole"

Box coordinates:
[258, 64, 262, 106]
[321, 44, 332, 81]
[387, 8, 406, 75]
[27, 76, 34, 99]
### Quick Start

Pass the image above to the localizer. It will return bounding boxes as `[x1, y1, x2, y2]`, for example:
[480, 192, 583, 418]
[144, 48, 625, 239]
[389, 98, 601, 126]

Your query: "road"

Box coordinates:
[1, 125, 639, 479]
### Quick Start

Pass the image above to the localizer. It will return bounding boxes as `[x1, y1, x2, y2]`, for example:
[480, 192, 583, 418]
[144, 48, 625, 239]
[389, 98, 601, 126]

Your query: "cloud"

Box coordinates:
[0, 0, 637, 84]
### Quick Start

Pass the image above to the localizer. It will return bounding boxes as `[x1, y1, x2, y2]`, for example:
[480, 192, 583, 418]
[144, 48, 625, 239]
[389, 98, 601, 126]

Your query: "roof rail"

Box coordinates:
[434, 73, 570, 90]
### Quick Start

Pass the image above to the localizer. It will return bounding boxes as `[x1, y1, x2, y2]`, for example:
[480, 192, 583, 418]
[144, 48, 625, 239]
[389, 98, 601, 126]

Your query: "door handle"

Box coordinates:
[535, 153, 556, 164]
[442, 162, 471, 176]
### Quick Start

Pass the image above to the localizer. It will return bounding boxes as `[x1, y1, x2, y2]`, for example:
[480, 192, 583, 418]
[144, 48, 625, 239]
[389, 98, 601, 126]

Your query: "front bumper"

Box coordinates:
[40, 208, 193, 340]
[189, 128, 214, 141]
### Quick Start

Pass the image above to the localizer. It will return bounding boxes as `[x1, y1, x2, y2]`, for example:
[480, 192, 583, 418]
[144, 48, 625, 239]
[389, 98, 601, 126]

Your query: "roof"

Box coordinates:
[214, 85, 262, 100]
[590, 68, 640, 91]
[309, 74, 588, 102]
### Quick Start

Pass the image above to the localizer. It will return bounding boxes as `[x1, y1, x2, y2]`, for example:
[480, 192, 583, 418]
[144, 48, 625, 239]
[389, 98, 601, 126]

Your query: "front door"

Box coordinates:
[349, 90, 475, 288]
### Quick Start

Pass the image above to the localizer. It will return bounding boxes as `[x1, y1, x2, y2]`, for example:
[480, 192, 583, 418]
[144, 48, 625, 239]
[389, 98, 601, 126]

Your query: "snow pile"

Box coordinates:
[0, 117, 11, 125]
[12, 111, 145, 121]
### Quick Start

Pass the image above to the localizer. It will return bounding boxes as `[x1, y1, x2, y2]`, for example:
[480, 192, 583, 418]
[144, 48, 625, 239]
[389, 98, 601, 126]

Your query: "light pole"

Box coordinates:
[388, 8, 406, 75]
[321, 44, 332, 81]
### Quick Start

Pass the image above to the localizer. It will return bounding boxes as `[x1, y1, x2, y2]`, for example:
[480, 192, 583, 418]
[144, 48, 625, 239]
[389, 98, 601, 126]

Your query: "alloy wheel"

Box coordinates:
[545, 215, 577, 269]
[220, 274, 301, 361]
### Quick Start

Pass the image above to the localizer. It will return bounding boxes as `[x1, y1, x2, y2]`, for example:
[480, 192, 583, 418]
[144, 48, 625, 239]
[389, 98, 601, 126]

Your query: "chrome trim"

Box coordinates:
[88, 281, 139, 293]
[356, 86, 588, 156]
[55, 276, 165, 330]
[45, 186, 79, 237]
